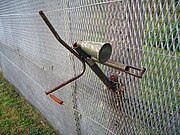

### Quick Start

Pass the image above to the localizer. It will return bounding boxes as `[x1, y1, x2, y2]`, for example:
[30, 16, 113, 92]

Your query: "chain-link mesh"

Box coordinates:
[0, 0, 179, 135]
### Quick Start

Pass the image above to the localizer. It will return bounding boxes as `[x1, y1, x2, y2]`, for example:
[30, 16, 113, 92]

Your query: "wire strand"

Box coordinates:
[0, 0, 122, 17]
[0, 51, 117, 135]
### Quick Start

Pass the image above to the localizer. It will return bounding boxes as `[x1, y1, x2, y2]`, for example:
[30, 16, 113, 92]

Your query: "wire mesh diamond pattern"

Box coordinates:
[0, 0, 179, 135]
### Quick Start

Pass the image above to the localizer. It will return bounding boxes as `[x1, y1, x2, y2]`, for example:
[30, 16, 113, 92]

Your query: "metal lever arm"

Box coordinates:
[39, 11, 86, 95]
[39, 11, 84, 63]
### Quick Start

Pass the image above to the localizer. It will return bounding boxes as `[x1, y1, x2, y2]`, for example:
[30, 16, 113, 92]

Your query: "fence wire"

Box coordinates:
[0, 0, 179, 135]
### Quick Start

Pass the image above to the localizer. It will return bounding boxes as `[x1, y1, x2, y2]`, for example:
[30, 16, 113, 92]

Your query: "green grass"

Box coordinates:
[139, 46, 179, 134]
[139, 5, 179, 133]
[0, 72, 56, 135]
[142, 46, 179, 107]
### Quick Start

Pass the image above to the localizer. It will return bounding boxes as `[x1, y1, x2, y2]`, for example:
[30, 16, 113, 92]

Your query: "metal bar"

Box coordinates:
[86, 59, 116, 91]
[45, 61, 86, 95]
[39, 11, 84, 63]
[92, 58, 129, 72]
[73, 44, 117, 92]
[92, 58, 146, 78]
[39, 11, 86, 94]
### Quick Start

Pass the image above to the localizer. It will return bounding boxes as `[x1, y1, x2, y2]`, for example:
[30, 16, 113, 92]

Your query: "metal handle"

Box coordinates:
[49, 94, 64, 105]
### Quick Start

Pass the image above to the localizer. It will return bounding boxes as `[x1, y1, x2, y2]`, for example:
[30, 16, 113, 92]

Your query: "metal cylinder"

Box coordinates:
[77, 41, 112, 63]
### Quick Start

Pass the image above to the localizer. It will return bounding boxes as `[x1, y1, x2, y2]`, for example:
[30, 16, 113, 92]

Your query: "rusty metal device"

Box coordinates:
[39, 10, 146, 105]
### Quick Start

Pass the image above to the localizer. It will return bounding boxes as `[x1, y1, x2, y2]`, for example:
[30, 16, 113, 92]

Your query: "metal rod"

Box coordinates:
[39, 11, 86, 94]
[92, 58, 145, 78]
[39, 11, 84, 63]
[45, 61, 86, 95]
[92, 58, 129, 72]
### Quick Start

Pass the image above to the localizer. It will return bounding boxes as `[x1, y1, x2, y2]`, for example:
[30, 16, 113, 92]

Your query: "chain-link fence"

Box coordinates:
[0, 0, 179, 135]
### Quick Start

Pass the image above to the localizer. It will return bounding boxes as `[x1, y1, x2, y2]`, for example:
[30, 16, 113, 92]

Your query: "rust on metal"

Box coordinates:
[92, 58, 129, 71]
[50, 94, 64, 105]
[39, 10, 146, 105]
[39, 11, 86, 95]
[73, 44, 118, 92]
[92, 58, 146, 78]
[124, 66, 146, 78]
[45, 61, 86, 95]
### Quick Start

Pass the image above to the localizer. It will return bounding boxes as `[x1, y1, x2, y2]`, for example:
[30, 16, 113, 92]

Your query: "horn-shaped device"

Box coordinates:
[39, 11, 146, 105]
